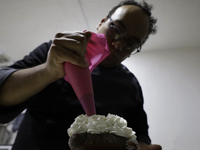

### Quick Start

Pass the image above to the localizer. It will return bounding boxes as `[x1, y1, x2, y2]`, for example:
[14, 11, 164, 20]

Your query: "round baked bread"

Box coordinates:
[68, 114, 138, 150]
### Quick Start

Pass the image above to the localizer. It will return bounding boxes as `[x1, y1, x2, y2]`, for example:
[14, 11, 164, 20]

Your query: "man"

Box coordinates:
[0, 0, 161, 149]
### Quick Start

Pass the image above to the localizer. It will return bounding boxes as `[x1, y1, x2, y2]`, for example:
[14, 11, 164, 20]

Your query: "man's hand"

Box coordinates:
[45, 31, 92, 80]
[0, 31, 92, 107]
[138, 142, 162, 150]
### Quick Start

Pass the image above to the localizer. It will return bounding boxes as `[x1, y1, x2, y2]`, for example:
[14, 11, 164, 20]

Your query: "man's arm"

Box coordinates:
[0, 63, 57, 106]
[0, 31, 92, 107]
[129, 79, 162, 150]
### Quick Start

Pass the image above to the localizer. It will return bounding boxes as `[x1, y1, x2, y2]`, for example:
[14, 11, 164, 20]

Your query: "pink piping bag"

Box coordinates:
[64, 32, 110, 116]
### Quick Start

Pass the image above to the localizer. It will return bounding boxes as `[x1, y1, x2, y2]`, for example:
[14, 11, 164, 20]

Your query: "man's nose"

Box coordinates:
[112, 40, 124, 52]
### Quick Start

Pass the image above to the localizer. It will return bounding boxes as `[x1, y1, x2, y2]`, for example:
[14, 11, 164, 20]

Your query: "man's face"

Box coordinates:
[97, 5, 149, 68]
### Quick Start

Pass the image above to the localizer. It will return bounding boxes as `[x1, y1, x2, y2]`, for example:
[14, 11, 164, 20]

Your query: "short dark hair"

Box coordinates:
[107, 0, 157, 47]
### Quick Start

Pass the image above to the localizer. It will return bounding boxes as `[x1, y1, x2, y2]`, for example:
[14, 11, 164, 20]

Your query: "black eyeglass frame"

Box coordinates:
[108, 15, 142, 55]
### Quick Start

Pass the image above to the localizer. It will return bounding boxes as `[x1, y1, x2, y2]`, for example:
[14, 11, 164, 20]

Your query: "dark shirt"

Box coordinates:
[0, 41, 151, 150]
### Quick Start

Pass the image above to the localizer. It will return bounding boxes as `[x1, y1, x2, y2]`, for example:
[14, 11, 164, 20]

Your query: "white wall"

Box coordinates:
[123, 48, 200, 150]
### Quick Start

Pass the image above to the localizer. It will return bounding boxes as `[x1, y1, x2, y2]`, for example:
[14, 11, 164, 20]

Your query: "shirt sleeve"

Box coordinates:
[0, 41, 52, 124]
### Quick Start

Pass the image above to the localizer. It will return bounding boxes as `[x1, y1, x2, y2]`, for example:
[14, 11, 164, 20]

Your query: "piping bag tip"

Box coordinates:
[64, 62, 96, 116]
[79, 94, 96, 116]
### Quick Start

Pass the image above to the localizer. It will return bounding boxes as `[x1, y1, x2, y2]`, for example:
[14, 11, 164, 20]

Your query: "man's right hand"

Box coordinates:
[45, 31, 92, 80]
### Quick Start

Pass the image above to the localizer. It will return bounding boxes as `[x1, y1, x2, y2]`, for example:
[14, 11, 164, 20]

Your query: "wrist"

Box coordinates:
[42, 62, 65, 82]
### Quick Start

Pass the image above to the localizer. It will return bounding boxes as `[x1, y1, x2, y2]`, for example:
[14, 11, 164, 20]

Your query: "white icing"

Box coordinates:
[67, 114, 137, 140]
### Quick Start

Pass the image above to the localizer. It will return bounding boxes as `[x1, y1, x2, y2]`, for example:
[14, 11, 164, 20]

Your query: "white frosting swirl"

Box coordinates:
[67, 114, 137, 140]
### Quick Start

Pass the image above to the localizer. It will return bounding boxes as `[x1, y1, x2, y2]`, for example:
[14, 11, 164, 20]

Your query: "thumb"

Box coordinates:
[148, 144, 162, 150]
[85, 31, 92, 42]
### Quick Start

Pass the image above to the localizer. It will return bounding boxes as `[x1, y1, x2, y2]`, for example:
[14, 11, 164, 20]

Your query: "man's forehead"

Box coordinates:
[111, 5, 143, 19]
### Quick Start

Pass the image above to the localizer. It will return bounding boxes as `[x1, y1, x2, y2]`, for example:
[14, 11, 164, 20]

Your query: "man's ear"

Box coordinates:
[96, 15, 108, 30]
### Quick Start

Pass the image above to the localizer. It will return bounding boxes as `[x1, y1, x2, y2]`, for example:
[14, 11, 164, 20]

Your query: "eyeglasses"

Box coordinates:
[108, 15, 141, 55]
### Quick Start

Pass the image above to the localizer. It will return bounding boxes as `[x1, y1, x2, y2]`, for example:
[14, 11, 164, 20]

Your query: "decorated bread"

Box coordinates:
[68, 114, 138, 150]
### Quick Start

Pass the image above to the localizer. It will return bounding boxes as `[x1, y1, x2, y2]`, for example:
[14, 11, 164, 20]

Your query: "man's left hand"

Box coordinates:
[138, 142, 162, 150]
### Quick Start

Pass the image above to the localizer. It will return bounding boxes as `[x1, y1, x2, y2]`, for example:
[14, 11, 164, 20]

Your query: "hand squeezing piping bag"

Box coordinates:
[64, 32, 110, 116]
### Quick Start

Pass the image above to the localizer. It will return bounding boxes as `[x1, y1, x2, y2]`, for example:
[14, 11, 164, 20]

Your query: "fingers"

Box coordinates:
[50, 43, 89, 67]
[138, 142, 162, 150]
[148, 144, 162, 150]
[84, 31, 92, 42]
[54, 31, 92, 57]
[50, 31, 92, 67]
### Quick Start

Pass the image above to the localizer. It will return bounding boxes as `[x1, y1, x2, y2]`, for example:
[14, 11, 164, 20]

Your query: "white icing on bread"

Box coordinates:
[68, 114, 137, 140]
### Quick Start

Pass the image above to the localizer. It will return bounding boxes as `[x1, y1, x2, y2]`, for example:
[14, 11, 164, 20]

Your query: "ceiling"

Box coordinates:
[0, 0, 200, 60]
